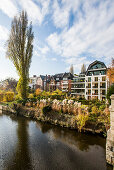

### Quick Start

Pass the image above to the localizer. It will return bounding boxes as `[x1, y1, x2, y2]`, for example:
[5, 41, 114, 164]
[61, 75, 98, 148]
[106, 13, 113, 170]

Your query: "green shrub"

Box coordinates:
[0, 91, 14, 102]
[91, 106, 99, 115]
[76, 113, 89, 132]
[99, 104, 106, 111]
[107, 84, 114, 104]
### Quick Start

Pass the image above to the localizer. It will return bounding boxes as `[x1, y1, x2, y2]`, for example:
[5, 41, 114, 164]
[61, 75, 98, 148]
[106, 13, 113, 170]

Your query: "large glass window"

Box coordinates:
[101, 70, 106, 75]
[102, 76, 106, 81]
[88, 77, 91, 82]
[94, 71, 100, 75]
[88, 72, 92, 76]
[88, 90, 91, 94]
[88, 83, 91, 88]
[95, 77, 98, 81]
[91, 63, 104, 69]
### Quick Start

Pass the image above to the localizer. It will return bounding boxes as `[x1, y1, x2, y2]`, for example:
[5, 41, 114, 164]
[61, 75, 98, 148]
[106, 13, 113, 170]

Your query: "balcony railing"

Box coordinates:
[92, 86, 98, 88]
[92, 93, 98, 95]
[100, 86, 106, 88]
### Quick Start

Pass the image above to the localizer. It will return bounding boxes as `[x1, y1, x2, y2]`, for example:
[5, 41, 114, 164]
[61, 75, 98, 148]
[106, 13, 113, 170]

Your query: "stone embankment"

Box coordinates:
[106, 95, 114, 166]
[0, 104, 16, 114]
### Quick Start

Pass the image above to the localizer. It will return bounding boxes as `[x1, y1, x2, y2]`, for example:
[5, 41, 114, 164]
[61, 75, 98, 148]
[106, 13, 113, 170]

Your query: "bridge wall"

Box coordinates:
[106, 94, 114, 166]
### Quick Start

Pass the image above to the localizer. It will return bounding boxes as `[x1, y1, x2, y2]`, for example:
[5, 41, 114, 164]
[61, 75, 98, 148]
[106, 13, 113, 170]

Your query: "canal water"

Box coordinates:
[0, 114, 113, 170]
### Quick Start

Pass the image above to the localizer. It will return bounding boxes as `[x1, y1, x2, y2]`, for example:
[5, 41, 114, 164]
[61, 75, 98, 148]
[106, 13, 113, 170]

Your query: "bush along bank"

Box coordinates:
[9, 98, 110, 137]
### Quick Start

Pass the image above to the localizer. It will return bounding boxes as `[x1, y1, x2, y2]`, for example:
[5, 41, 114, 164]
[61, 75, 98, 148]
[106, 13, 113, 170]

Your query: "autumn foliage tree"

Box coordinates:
[36, 88, 42, 96]
[6, 11, 34, 99]
[107, 58, 114, 86]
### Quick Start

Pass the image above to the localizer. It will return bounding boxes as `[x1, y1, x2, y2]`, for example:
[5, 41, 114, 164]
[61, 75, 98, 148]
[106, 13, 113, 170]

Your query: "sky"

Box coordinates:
[0, 0, 114, 80]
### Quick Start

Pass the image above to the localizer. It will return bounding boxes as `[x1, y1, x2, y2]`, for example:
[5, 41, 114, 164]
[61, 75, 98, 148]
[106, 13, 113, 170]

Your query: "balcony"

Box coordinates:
[92, 86, 98, 88]
[62, 89, 68, 92]
[62, 82, 68, 85]
[86, 86, 91, 88]
[92, 93, 98, 95]
[71, 92, 85, 95]
[100, 86, 106, 88]
[62, 86, 68, 89]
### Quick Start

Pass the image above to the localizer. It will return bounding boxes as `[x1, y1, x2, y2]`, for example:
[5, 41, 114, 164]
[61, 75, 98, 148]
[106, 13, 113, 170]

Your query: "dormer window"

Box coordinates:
[63, 78, 67, 80]
[56, 78, 59, 80]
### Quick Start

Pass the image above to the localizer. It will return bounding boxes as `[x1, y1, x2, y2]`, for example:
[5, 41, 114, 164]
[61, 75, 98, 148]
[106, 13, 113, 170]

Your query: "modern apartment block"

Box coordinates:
[85, 60, 108, 100]
[71, 60, 108, 100]
[71, 73, 85, 97]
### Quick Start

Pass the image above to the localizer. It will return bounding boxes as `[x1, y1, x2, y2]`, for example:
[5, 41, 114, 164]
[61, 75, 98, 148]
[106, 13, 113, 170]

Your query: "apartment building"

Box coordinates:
[29, 60, 108, 100]
[71, 60, 108, 100]
[37, 75, 46, 90]
[29, 72, 73, 92]
[71, 73, 85, 97]
[49, 73, 73, 92]
[29, 75, 37, 89]
[61, 72, 73, 92]
[85, 60, 108, 100]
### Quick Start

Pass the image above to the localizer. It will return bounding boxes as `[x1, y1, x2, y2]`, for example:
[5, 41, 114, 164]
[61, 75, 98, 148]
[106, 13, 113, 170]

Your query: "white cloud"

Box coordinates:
[0, 0, 17, 18]
[52, 0, 80, 28]
[47, 0, 114, 72]
[18, 0, 50, 25]
[52, 57, 57, 61]
[0, 25, 9, 41]
[38, 45, 50, 54]
[0, 25, 9, 54]
[34, 44, 50, 62]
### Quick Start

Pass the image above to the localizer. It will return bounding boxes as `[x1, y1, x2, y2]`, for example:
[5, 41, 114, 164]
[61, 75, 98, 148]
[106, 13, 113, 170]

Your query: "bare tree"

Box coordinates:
[70, 64, 74, 75]
[81, 64, 86, 73]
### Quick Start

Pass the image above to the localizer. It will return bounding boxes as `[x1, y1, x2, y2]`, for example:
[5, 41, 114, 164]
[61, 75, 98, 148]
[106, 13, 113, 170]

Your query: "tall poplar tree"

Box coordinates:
[6, 11, 34, 99]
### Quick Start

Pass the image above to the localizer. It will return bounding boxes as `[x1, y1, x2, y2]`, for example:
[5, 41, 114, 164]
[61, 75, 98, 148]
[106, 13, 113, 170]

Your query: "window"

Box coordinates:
[102, 77, 106, 81]
[95, 77, 98, 81]
[102, 90, 105, 95]
[91, 63, 104, 69]
[88, 83, 91, 88]
[94, 83, 98, 88]
[88, 90, 91, 94]
[88, 72, 92, 76]
[63, 78, 67, 80]
[101, 70, 106, 75]
[94, 71, 100, 75]
[56, 78, 59, 80]
[95, 90, 98, 94]
[88, 77, 91, 82]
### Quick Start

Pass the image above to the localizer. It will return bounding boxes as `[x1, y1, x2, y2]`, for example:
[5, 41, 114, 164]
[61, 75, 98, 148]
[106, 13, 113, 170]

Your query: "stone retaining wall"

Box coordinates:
[106, 94, 114, 166]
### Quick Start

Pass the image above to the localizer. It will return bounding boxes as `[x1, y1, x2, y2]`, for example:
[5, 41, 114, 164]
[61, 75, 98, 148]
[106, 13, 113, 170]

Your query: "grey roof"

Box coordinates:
[40, 75, 46, 80]
[86, 60, 107, 75]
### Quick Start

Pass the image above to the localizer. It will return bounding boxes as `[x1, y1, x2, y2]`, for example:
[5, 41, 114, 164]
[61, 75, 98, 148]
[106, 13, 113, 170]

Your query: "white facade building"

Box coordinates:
[29, 75, 37, 89]
[71, 60, 108, 100]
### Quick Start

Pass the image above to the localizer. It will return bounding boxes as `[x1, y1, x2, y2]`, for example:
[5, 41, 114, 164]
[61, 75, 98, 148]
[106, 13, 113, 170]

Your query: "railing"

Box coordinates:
[92, 93, 98, 95]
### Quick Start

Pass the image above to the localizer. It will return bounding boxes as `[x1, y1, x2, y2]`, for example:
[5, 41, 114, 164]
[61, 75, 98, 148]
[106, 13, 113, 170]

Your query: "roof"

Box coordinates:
[86, 60, 107, 75]
[63, 72, 74, 79]
[40, 75, 46, 80]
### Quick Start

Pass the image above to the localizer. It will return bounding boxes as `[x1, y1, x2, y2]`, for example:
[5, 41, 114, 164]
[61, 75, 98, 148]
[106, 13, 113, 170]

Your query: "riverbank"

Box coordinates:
[0, 101, 109, 137]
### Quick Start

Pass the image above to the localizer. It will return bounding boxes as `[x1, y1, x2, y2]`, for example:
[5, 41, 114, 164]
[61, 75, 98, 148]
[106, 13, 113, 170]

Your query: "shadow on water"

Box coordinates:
[0, 114, 113, 170]
[4, 116, 32, 170]
[36, 121, 106, 151]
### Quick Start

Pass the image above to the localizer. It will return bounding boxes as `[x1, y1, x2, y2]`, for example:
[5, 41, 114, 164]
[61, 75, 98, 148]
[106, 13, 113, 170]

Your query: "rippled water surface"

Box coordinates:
[0, 114, 113, 170]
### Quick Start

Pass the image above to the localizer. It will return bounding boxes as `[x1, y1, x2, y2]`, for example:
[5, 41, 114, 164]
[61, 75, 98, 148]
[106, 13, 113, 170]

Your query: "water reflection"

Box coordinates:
[36, 121, 105, 151]
[6, 117, 32, 170]
[0, 114, 113, 170]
